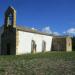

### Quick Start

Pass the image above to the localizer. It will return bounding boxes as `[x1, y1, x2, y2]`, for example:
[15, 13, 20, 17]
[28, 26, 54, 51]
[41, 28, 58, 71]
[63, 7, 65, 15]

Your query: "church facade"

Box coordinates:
[0, 6, 72, 55]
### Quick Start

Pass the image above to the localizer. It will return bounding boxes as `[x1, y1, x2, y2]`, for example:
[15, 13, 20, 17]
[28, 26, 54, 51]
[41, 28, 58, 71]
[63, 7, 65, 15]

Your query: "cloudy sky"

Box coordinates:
[0, 0, 75, 36]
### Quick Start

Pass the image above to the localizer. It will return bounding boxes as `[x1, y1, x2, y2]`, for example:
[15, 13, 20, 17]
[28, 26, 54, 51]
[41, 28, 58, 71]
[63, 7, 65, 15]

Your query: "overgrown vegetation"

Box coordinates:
[0, 51, 75, 75]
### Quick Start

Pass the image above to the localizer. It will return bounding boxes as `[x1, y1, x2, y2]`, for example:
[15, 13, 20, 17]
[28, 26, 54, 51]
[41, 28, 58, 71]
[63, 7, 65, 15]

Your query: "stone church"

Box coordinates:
[0, 6, 72, 55]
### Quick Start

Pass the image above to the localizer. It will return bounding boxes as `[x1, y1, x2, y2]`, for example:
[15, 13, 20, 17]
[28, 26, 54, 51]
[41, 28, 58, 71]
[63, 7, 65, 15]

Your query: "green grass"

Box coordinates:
[0, 51, 75, 75]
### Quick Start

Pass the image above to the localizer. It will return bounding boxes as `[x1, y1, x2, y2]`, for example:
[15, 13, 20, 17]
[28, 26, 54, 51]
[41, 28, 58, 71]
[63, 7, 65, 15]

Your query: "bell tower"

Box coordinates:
[4, 6, 16, 29]
[1, 6, 16, 55]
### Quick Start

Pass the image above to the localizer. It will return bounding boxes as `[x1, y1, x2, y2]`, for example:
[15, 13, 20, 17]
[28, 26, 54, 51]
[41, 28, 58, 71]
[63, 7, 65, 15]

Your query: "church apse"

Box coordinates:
[51, 36, 72, 51]
[51, 37, 66, 51]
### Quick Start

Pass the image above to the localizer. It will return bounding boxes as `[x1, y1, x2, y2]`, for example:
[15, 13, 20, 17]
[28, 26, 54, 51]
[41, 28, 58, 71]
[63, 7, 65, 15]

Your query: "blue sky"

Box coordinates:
[0, 0, 75, 35]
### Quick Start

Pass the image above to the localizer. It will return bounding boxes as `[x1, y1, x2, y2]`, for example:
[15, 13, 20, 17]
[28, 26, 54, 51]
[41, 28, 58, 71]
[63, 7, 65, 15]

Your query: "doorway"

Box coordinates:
[7, 43, 11, 55]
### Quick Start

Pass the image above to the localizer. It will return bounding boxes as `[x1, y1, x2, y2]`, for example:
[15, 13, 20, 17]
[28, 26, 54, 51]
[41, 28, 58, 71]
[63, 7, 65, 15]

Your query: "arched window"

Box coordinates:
[8, 13, 13, 25]
[42, 40, 46, 52]
[31, 40, 36, 53]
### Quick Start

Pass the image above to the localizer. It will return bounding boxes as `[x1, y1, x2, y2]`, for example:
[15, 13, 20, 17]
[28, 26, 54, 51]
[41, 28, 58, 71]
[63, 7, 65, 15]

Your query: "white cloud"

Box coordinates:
[42, 26, 60, 35]
[67, 28, 75, 34]
[42, 26, 52, 34]
[32, 27, 35, 30]
[53, 32, 60, 35]
[31, 27, 37, 30]
[31, 26, 60, 36]
[63, 28, 75, 36]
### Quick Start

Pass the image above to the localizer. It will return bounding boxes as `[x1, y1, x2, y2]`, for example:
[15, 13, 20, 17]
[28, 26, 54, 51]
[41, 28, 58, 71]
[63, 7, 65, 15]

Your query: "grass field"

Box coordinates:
[0, 51, 75, 75]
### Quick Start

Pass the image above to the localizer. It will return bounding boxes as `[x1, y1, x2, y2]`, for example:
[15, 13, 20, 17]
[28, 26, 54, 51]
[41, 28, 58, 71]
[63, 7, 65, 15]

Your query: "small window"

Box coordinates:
[42, 40, 46, 52]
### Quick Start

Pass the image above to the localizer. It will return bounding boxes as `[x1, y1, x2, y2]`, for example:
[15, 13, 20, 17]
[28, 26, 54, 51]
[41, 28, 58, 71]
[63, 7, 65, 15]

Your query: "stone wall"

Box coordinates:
[66, 37, 72, 52]
[1, 26, 16, 55]
[0, 26, 4, 54]
[51, 36, 72, 51]
[51, 37, 66, 51]
[16, 30, 53, 55]
[16, 30, 19, 55]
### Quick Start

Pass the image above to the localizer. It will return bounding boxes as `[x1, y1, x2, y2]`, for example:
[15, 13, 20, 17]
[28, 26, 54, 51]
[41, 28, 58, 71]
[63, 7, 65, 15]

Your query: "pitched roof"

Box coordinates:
[16, 25, 53, 36]
[16, 25, 71, 38]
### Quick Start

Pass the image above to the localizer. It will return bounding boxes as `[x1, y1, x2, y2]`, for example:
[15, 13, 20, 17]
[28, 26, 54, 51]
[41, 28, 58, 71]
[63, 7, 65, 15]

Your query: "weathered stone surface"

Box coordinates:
[66, 37, 72, 52]
[51, 37, 66, 51]
[51, 36, 72, 51]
